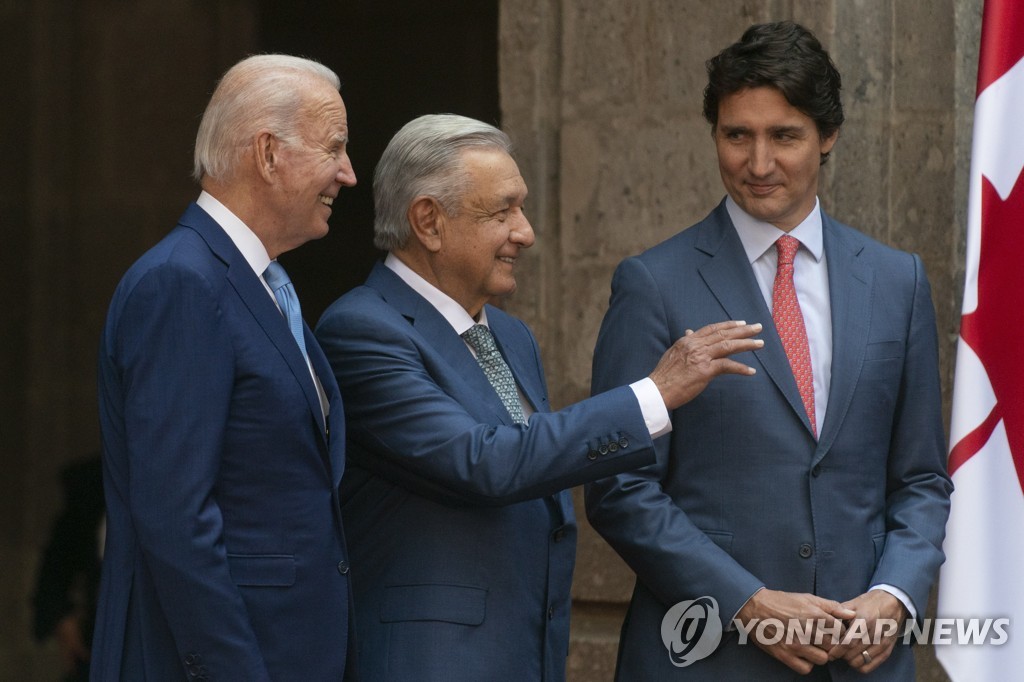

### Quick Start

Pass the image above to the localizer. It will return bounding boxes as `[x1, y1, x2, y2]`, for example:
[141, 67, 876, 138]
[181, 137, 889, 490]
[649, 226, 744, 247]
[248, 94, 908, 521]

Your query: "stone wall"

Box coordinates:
[499, 1, 981, 680]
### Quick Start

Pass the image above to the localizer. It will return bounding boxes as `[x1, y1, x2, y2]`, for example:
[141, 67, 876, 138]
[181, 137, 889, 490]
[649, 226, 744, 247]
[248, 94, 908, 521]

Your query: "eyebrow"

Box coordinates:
[719, 123, 807, 136]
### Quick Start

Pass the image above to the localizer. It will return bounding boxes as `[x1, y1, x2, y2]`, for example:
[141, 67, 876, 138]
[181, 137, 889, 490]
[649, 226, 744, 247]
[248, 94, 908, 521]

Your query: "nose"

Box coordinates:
[748, 138, 775, 177]
[510, 211, 535, 249]
[337, 153, 357, 187]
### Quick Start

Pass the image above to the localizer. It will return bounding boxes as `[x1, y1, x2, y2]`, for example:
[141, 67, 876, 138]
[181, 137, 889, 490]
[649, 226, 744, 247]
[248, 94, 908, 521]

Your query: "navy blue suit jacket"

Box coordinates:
[93, 203, 353, 680]
[586, 201, 952, 680]
[314, 262, 657, 681]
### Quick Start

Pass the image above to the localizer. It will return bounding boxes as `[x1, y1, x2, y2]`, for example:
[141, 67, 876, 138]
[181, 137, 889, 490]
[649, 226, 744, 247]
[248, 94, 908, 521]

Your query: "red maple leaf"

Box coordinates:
[950, 170, 1024, 495]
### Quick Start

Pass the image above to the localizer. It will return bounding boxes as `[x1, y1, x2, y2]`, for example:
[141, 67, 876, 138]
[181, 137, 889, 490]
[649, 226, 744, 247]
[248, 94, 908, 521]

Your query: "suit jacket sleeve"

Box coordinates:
[870, 253, 952, 617]
[315, 299, 656, 507]
[585, 256, 765, 620]
[108, 263, 270, 678]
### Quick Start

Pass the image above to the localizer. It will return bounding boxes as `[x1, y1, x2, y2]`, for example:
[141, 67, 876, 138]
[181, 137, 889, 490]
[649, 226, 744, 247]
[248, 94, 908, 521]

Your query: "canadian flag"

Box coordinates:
[936, 1, 1024, 679]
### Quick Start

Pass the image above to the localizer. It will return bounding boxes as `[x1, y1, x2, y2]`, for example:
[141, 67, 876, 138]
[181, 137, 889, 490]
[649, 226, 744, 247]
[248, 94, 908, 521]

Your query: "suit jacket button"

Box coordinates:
[799, 543, 813, 559]
[552, 526, 568, 543]
[598, 444, 609, 455]
[608, 442, 619, 453]
[587, 450, 599, 461]
[547, 606, 555, 620]
[811, 465, 821, 477]
[337, 560, 350, 575]
[618, 437, 629, 448]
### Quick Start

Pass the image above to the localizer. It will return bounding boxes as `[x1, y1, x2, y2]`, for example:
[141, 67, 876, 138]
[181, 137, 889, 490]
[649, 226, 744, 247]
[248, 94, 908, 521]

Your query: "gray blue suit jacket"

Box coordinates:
[93, 203, 353, 680]
[314, 262, 657, 681]
[586, 200, 952, 680]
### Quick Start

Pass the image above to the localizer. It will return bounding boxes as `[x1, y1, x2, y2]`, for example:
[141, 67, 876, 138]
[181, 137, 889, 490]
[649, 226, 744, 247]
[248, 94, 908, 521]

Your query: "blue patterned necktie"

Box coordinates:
[264, 261, 309, 361]
[461, 324, 527, 424]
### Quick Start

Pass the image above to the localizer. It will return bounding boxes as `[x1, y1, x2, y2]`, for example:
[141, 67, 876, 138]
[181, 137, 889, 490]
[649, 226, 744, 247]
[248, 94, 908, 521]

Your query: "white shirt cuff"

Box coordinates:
[629, 377, 671, 438]
[870, 584, 917, 622]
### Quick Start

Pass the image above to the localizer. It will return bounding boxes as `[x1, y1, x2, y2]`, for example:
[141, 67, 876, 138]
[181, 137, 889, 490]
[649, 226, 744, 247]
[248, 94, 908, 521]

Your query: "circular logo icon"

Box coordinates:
[660, 596, 723, 667]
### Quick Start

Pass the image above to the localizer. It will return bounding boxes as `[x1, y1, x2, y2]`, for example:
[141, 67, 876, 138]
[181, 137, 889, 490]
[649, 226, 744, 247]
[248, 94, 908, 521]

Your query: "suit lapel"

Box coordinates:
[814, 217, 872, 462]
[180, 204, 329, 448]
[696, 204, 815, 436]
[366, 263, 518, 426]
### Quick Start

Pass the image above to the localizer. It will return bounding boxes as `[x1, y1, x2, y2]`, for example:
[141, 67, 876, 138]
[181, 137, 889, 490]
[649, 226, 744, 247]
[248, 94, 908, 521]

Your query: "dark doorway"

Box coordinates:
[258, 1, 501, 324]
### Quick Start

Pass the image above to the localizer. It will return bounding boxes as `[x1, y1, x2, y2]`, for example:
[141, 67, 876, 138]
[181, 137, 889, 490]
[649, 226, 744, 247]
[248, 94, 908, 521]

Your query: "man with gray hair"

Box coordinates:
[93, 54, 357, 679]
[314, 113, 763, 681]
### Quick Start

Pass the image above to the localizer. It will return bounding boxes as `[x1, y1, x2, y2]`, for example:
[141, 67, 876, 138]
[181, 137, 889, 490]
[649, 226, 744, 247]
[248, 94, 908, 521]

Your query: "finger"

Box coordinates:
[709, 358, 757, 376]
[778, 651, 817, 675]
[792, 643, 830, 667]
[861, 646, 892, 674]
[707, 336, 765, 357]
[689, 320, 761, 339]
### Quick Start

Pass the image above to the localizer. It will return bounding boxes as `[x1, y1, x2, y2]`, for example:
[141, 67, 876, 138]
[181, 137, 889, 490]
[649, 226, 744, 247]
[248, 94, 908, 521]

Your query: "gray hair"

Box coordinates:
[373, 114, 512, 252]
[192, 54, 341, 183]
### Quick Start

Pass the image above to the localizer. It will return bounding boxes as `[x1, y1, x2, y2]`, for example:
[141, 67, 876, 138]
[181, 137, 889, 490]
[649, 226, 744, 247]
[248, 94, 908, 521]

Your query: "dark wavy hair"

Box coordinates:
[703, 21, 844, 164]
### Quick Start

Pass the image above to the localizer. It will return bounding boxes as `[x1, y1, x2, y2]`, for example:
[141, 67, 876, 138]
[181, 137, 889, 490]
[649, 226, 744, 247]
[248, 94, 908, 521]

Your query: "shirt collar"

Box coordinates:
[196, 191, 271, 277]
[726, 195, 824, 264]
[384, 253, 488, 334]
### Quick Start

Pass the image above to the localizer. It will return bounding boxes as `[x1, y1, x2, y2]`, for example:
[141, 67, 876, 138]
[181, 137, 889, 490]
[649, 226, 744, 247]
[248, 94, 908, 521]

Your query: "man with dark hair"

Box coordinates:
[315, 113, 762, 681]
[586, 21, 951, 680]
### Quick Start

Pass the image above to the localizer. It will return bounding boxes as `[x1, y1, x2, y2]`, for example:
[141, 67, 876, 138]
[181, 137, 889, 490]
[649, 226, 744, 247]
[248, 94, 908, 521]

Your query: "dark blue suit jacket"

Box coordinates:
[93, 203, 353, 680]
[314, 262, 657, 681]
[586, 201, 952, 680]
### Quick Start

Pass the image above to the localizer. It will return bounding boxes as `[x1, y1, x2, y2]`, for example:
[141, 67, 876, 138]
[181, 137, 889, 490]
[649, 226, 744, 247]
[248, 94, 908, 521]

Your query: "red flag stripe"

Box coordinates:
[977, 0, 1024, 94]
[947, 403, 1001, 477]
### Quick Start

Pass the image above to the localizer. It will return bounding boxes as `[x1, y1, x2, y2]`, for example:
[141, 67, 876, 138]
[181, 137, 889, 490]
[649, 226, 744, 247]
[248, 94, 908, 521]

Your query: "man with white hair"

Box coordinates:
[315, 113, 762, 681]
[92, 54, 357, 680]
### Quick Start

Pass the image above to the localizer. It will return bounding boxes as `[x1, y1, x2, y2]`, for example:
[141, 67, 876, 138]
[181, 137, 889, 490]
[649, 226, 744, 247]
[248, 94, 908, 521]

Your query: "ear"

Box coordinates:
[253, 130, 278, 183]
[820, 129, 839, 156]
[407, 196, 445, 253]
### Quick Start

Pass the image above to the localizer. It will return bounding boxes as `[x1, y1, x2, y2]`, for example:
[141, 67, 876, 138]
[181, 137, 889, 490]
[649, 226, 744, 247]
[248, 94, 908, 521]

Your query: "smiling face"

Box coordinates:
[714, 86, 837, 232]
[434, 147, 534, 317]
[269, 81, 357, 254]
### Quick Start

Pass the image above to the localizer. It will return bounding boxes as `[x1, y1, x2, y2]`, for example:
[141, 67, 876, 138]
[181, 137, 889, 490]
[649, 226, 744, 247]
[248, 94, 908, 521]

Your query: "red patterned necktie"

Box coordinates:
[772, 235, 816, 435]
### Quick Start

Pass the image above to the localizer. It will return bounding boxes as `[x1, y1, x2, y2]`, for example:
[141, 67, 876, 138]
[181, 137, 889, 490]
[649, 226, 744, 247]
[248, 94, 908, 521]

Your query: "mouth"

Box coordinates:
[497, 255, 516, 266]
[746, 182, 780, 196]
[319, 194, 334, 207]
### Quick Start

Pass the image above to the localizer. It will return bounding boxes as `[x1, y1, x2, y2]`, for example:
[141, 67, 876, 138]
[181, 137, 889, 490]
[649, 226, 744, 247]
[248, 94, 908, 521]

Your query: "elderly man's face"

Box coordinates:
[272, 82, 357, 252]
[435, 148, 534, 317]
[714, 86, 836, 232]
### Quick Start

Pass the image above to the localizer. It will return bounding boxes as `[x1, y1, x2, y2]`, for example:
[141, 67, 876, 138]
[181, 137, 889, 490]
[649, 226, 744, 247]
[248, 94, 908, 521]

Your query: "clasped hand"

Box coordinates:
[735, 588, 907, 675]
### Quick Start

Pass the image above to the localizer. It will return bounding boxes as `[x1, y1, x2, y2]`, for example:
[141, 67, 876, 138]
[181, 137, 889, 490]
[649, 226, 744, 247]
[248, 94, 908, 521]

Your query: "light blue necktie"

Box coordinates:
[461, 324, 527, 425]
[264, 261, 308, 361]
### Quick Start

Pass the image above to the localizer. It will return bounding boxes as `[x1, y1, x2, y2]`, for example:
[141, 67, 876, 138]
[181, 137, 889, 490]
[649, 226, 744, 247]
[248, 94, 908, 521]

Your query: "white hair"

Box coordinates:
[192, 54, 341, 183]
[373, 114, 512, 252]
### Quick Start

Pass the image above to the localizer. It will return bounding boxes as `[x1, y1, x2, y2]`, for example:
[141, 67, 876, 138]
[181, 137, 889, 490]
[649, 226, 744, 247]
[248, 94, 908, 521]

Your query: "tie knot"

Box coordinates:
[776, 235, 801, 266]
[461, 324, 497, 355]
[263, 260, 291, 292]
